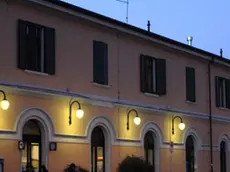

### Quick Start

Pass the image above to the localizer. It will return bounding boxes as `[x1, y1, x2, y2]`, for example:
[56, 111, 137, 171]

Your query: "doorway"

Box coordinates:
[21, 120, 41, 172]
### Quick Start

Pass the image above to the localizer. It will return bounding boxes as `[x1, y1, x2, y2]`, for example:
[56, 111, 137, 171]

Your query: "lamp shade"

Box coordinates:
[1, 99, 9, 110]
[133, 116, 141, 126]
[76, 109, 84, 119]
[178, 122, 185, 130]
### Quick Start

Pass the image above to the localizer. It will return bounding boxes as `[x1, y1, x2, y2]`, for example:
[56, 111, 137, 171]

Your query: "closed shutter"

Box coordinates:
[226, 79, 230, 109]
[103, 43, 108, 85]
[186, 67, 196, 102]
[140, 55, 146, 92]
[44, 27, 55, 75]
[18, 20, 27, 69]
[215, 76, 220, 107]
[93, 41, 108, 85]
[156, 58, 166, 95]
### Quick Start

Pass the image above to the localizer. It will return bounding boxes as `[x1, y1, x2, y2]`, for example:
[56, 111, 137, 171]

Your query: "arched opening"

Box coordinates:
[91, 126, 105, 172]
[21, 120, 42, 171]
[144, 131, 155, 172]
[220, 141, 227, 172]
[186, 135, 195, 172]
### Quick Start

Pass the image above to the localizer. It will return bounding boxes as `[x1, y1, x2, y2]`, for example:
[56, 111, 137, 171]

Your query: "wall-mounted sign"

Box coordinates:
[49, 142, 57, 151]
[18, 141, 25, 150]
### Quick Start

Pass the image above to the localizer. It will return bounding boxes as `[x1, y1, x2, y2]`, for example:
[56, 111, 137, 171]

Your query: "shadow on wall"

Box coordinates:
[64, 163, 89, 172]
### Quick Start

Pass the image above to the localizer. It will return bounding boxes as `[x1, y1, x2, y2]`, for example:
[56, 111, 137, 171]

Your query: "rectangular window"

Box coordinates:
[185, 67, 196, 102]
[93, 41, 108, 85]
[18, 19, 55, 75]
[216, 76, 230, 109]
[140, 55, 166, 95]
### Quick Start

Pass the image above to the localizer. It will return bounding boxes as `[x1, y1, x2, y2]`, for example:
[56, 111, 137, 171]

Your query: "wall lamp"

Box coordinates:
[0, 90, 10, 110]
[127, 109, 141, 130]
[172, 115, 185, 135]
[69, 100, 84, 125]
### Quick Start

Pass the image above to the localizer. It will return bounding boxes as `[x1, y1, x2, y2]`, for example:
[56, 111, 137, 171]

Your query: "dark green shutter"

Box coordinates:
[44, 27, 55, 75]
[93, 41, 108, 85]
[140, 55, 146, 92]
[103, 43, 108, 85]
[18, 20, 27, 69]
[156, 58, 166, 95]
[215, 76, 220, 107]
[186, 67, 196, 102]
[226, 79, 230, 109]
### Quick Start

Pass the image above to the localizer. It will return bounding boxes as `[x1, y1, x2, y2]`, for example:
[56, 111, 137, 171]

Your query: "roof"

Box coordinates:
[40, 0, 229, 65]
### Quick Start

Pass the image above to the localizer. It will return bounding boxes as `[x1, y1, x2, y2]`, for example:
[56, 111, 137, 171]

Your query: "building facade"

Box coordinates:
[0, 0, 230, 172]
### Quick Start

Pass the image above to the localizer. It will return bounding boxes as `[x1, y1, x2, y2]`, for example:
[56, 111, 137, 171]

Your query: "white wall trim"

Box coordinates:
[86, 116, 113, 172]
[1, 81, 230, 124]
[183, 127, 201, 172]
[217, 133, 230, 152]
[140, 122, 162, 172]
[15, 108, 55, 170]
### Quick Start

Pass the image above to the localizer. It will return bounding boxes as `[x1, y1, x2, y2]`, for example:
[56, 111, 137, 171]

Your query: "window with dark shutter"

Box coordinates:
[186, 67, 196, 102]
[93, 41, 108, 85]
[17, 19, 55, 75]
[215, 76, 230, 109]
[139, 54, 166, 95]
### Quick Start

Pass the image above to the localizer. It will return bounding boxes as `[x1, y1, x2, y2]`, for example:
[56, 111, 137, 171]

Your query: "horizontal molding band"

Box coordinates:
[0, 81, 229, 123]
[0, 129, 219, 151]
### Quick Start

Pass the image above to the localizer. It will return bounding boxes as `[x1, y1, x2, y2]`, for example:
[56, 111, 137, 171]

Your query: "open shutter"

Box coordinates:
[156, 58, 166, 95]
[186, 67, 196, 102]
[18, 20, 27, 69]
[215, 76, 220, 107]
[44, 27, 55, 75]
[226, 79, 230, 109]
[140, 55, 146, 92]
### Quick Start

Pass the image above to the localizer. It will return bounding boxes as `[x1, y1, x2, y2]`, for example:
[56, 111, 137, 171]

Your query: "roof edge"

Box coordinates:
[28, 0, 230, 66]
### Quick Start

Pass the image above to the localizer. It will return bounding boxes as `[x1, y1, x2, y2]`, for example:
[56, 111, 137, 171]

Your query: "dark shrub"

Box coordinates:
[118, 155, 153, 172]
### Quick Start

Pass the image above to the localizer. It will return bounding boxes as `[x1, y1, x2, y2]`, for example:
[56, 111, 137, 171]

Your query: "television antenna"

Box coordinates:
[116, 0, 129, 23]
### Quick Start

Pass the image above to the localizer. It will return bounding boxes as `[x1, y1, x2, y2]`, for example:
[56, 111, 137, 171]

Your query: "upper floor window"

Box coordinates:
[140, 55, 166, 95]
[93, 41, 108, 85]
[144, 131, 155, 172]
[215, 77, 230, 109]
[18, 19, 55, 75]
[220, 141, 227, 172]
[185, 67, 196, 102]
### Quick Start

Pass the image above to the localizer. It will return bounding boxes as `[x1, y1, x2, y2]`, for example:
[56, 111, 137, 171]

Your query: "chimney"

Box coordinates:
[187, 36, 193, 46]
[147, 20, 151, 32]
[220, 48, 223, 57]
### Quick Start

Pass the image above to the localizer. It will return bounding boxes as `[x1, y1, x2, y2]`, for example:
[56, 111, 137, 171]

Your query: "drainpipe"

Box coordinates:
[208, 57, 214, 172]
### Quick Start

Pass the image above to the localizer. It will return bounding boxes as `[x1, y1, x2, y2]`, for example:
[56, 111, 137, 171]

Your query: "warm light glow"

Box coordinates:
[76, 109, 84, 119]
[1, 99, 9, 110]
[133, 116, 141, 125]
[178, 122, 185, 130]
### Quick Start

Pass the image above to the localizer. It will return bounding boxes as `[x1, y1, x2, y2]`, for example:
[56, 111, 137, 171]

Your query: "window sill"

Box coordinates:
[144, 92, 159, 97]
[186, 100, 197, 105]
[24, 70, 49, 76]
[91, 81, 111, 89]
[218, 107, 229, 111]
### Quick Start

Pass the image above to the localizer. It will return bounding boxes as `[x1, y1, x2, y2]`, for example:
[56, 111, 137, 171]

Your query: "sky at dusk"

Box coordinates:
[62, 0, 230, 59]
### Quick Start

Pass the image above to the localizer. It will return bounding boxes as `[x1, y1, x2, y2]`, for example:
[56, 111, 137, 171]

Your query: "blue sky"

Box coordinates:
[63, 0, 230, 59]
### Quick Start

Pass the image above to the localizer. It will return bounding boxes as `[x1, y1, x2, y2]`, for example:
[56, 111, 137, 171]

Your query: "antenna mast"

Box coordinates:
[116, 0, 129, 23]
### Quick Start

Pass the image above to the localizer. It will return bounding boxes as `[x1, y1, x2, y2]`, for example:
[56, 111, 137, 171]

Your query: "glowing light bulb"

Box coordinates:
[1, 99, 9, 110]
[178, 122, 185, 130]
[76, 109, 84, 119]
[133, 116, 141, 126]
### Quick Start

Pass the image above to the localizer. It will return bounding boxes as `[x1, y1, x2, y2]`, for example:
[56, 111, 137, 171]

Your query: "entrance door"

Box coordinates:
[21, 120, 41, 172]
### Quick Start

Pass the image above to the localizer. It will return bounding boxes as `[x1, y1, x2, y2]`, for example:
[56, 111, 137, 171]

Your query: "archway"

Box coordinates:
[21, 120, 42, 171]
